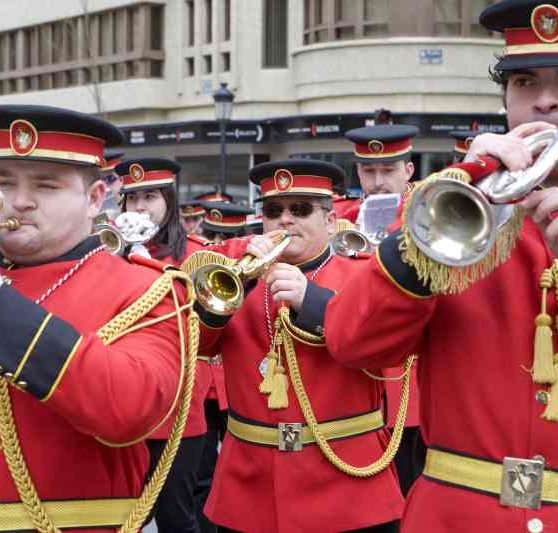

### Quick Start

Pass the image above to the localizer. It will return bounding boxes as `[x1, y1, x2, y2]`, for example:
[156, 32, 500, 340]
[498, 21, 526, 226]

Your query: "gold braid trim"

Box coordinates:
[181, 250, 235, 276]
[0, 270, 199, 533]
[278, 306, 412, 477]
[400, 173, 525, 294]
[279, 308, 325, 347]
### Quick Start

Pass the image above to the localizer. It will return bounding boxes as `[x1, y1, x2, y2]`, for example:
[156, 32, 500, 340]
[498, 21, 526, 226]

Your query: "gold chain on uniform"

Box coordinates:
[0, 256, 199, 533]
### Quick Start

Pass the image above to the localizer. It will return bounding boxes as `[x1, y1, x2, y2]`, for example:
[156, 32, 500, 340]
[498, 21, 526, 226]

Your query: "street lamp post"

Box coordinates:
[213, 82, 235, 194]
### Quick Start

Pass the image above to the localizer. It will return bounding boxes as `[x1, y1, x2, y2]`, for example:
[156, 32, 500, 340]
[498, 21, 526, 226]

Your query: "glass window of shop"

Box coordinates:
[176, 154, 251, 204]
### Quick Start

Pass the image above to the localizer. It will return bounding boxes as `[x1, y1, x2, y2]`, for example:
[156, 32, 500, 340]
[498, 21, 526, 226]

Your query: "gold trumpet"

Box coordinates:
[194, 232, 292, 315]
[0, 192, 21, 231]
[0, 218, 21, 231]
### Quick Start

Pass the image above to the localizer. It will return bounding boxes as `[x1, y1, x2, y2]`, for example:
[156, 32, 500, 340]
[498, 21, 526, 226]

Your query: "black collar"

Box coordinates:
[296, 245, 331, 273]
[1, 235, 102, 268]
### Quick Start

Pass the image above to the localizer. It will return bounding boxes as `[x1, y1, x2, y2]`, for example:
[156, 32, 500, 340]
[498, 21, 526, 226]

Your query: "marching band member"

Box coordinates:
[318, 2, 558, 531]
[342, 125, 424, 496]
[0, 105, 189, 532]
[195, 159, 404, 533]
[118, 157, 208, 533]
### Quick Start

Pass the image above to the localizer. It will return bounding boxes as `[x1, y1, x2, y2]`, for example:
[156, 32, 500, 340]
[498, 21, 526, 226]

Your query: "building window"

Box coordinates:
[262, 0, 288, 68]
[221, 51, 230, 71]
[203, 54, 212, 74]
[205, 0, 213, 43]
[303, 0, 497, 43]
[363, 0, 388, 36]
[186, 0, 195, 46]
[0, 2, 166, 94]
[224, 0, 231, 41]
[434, 0, 497, 36]
[186, 56, 195, 76]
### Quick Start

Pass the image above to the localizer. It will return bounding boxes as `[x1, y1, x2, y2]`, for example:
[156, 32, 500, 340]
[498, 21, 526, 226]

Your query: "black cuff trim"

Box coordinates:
[377, 230, 432, 298]
[0, 285, 82, 400]
[292, 280, 334, 336]
[194, 301, 231, 329]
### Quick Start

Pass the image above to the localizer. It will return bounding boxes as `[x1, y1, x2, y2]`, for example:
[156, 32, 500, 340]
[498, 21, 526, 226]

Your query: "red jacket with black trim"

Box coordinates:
[324, 216, 558, 533]
[196, 243, 404, 533]
[0, 237, 185, 532]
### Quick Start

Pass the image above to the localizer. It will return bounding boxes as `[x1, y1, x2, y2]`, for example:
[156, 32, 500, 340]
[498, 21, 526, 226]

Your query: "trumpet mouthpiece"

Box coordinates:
[1, 218, 20, 231]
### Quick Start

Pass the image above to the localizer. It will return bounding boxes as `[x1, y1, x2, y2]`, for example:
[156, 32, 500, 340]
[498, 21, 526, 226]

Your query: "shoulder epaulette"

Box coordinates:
[128, 254, 175, 272]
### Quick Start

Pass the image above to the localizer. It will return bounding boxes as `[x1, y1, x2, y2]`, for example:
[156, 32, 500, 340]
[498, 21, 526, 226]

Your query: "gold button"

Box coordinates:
[536, 391, 549, 405]
[16, 381, 27, 389]
[4, 372, 13, 381]
[527, 518, 544, 533]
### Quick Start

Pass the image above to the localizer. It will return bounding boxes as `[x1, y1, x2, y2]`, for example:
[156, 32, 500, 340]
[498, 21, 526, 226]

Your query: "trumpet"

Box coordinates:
[94, 212, 159, 256]
[194, 232, 291, 315]
[406, 129, 558, 267]
[0, 192, 21, 231]
[331, 229, 373, 257]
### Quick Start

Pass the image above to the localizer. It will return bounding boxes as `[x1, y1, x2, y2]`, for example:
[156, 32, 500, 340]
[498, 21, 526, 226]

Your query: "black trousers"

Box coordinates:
[392, 426, 426, 496]
[195, 400, 228, 533]
[147, 435, 206, 533]
[218, 520, 400, 533]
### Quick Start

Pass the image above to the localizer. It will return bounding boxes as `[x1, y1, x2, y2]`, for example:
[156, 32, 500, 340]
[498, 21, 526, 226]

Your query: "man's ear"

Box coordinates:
[405, 161, 415, 180]
[87, 180, 107, 220]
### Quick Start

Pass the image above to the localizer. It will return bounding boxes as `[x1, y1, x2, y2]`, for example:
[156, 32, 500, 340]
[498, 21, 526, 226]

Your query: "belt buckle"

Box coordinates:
[500, 456, 545, 509]
[278, 422, 303, 452]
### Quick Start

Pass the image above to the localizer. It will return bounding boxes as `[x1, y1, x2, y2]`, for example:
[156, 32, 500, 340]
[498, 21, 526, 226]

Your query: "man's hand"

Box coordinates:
[464, 121, 556, 171]
[521, 187, 558, 256]
[245, 230, 287, 259]
[264, 263, 308, 311]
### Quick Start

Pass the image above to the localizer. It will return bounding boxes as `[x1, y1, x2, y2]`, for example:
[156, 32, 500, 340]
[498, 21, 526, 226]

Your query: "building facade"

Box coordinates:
[0, 0, 506, 200]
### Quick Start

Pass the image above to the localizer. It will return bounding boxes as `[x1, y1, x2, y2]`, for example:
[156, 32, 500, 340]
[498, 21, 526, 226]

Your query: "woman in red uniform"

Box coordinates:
[117, 157, 208, 533]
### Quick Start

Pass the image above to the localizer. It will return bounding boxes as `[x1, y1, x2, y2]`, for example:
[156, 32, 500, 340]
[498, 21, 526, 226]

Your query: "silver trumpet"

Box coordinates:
[94, 212, 159, 256]
[406, 129, 558, 267]
[331, 229, 373, 257]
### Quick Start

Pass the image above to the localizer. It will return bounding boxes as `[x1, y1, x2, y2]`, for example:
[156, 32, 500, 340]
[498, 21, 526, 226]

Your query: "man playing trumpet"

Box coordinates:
[0, 105, 189, 532]
[308, 1, 558, 531]
[195, 159, 404, 533]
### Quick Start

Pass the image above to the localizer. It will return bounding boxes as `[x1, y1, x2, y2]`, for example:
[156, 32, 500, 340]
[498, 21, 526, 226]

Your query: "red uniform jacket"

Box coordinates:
[198, 246, 404, 533]
[324, 218, 558, 532]
[333, 195, 361, 223]
[0, 237, 184, 532]
[149, 233, 211, 439]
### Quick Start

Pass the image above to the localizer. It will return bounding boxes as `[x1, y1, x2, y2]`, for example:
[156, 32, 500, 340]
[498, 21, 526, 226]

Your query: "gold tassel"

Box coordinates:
[268, 365, 289, 410]
[400, 174, 525, 294]
[259, 351, 278, 394]
[534, 269, 555, 384]
[534, 314, 555, 384]
[543, 356, 558, 421]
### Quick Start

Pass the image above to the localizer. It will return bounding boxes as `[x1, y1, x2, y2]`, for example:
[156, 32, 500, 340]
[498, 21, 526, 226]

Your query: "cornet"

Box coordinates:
[194, 232, 291, 315]
[331, 229, 373, 257]
[406, 129, 558, 267]
[94, 212, 159, 256]
[0, 193, 21, 232]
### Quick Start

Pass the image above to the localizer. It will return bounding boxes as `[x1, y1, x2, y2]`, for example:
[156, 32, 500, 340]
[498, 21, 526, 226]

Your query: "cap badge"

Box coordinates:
[210, 209, 223, 222]
[368, 140, 384, 155]
[532, 4, 558, 43]
[129, 163, 145, 183]
[9, 120, 39, 157]
[274, 169, 294, 192]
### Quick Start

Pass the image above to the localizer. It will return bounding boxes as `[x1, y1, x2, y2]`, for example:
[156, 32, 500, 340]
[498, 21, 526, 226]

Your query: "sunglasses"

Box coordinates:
[262, 201, 327, 219]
